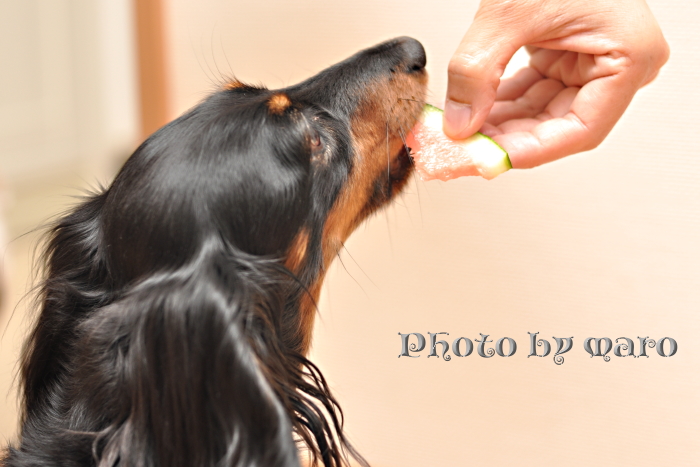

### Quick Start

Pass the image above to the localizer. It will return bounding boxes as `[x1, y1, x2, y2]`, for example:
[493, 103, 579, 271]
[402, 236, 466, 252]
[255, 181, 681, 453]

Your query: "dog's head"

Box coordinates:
[11, 37, 427, 467]
[103, 36, 427, 352]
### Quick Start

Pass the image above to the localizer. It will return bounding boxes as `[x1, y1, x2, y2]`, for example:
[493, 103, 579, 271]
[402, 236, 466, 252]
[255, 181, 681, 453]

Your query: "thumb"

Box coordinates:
[444, 16, 523, 139]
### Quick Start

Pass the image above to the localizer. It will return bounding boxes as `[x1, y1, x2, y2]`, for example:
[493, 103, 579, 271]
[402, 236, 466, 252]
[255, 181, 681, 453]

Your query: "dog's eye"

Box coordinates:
[310, 129, 322, 149]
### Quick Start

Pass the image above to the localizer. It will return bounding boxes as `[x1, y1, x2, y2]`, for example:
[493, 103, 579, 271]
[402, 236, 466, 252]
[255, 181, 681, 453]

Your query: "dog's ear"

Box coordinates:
[20, 192, 111, 420]
[98, 98, 316, 283]
[210, 105, 314, 257]
[71, 246, 301, 467]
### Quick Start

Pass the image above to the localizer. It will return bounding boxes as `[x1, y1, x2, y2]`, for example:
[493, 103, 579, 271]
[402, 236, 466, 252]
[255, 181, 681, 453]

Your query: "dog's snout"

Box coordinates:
[394, 36, 427, 72]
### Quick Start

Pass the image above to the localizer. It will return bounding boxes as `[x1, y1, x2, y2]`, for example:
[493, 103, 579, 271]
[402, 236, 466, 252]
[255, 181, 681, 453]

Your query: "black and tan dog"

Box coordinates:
[3, 37, 427, 467]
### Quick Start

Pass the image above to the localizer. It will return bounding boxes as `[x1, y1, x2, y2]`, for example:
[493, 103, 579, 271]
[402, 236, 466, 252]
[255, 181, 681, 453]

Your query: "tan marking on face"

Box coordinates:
[320, 72, 426, 268]
[223, 80, 246, 90]
[284, 228, 309, 274]
[268, 93, 292, 114]
[295, 70, 427, 356]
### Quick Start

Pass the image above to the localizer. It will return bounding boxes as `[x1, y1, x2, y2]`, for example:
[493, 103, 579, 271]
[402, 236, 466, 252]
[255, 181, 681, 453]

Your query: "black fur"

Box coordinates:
[3, 37, 426, 467]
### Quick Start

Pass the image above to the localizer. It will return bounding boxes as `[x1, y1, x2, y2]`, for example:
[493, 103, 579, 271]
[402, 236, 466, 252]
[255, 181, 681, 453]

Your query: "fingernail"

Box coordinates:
[444, 100, 472, 138]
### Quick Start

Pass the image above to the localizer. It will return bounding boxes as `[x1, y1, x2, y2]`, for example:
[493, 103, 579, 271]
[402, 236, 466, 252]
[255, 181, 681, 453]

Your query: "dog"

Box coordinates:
[2, 37, 427, 467]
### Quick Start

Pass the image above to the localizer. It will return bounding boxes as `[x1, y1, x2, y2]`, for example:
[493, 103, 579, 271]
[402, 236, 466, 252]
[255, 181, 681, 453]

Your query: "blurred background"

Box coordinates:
[1, 0, 698, 465]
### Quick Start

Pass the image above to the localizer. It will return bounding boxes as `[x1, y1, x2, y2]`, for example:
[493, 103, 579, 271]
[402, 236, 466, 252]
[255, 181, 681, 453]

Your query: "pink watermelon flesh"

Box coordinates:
[406, 105, 511, 181]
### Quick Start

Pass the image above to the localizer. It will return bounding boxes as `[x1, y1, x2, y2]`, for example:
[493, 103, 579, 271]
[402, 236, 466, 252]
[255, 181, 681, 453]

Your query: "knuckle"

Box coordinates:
[657, 39, 671, 67]
[572, 117, 605, 152]
[581, 132, 605, 152]
[583, 138, 602, 152]
[448, 51, 495, 84]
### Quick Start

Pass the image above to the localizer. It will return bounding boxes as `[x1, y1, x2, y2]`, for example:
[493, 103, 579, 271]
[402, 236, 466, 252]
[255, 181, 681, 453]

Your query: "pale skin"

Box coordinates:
[443, 0, 670, 168]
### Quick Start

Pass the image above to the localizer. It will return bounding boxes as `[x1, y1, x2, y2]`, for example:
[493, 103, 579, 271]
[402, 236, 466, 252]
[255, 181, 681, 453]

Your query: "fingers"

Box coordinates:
[445, 0, 670, 168]
[494, 86, 579, 133]
[494, 118, 586, 169]
[495, 73, 636, 168]
[487, 78, 566, 126]
[530, 49, 631, 87]
[444, 16, 523, 140]
[495, 67, 543, 101]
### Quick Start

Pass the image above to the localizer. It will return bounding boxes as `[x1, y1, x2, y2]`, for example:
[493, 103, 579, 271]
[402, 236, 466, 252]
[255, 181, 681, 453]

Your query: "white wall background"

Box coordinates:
[163, 1, 699, 465]
[0, 0, 138, 187]
[0, 0, 138, 442]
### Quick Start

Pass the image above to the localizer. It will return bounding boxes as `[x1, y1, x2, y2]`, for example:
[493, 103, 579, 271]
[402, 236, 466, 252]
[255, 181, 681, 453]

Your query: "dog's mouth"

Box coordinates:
[357, 142, 415, 221]
[389, 143, 414, 194]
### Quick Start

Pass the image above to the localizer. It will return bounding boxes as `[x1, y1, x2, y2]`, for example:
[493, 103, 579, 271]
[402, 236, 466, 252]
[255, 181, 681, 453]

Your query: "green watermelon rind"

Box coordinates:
[479, 133, 512, 170]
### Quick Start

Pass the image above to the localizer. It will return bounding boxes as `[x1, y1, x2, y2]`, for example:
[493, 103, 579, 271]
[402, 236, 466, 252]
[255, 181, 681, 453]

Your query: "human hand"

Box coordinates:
[444, 0, 669, 168]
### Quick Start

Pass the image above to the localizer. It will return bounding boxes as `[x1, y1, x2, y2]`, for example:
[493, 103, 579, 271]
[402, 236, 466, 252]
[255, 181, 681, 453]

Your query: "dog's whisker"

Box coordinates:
[386, 121, 391, 195]
[397, 97, 427, 105]
[341, 244, 379, 290]
[396, 124, 426, 228]
[335, 252, 369, 298]
[397, 127, 411, 156]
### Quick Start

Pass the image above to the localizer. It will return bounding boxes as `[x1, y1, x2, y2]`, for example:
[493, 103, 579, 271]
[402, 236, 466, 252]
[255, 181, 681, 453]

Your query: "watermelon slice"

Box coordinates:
[406, 104, 511, 181]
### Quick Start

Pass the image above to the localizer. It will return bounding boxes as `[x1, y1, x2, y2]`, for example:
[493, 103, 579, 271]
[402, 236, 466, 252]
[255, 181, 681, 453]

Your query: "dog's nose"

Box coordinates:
[394, 36, 427, 72]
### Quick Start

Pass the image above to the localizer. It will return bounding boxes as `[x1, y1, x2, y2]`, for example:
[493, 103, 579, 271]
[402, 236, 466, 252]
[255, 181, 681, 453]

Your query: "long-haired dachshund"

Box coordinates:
[2, 37, 427, 467]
